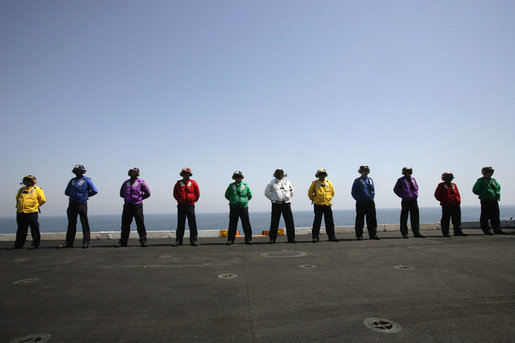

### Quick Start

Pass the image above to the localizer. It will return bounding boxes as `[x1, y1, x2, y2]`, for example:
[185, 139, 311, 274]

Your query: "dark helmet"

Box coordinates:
[232, 170, 244, 179]
[441, 172, 454, 181]
[402, 166, 413, 175]
[315, 168, 328, 177]
[481, 166, 494, 175]
[72, 164, 87, 174]
[21, 175, 37, 185]
[358, 165, 370, 173]
[180, 168, 193, 177]
[274, 168, 286, 178]
[128, 167, 140, 177]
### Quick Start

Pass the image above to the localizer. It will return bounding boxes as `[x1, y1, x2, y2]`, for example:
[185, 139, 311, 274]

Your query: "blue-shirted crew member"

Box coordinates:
[58, 164, 98, 249]
[351, 165, 380, 240]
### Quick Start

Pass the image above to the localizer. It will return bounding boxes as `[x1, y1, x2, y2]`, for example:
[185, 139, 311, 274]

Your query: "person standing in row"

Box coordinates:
[116, 168, 151, 247]
[9, 175, 46, 250]
[394, 167, 425, 238]
[173, 168, 200, 247]
[472, 166, 507, 235]
[351, 165, 380, 240]
[264, 168, 296, 244]
[308, 169, 338, 243]
[434, 172, 467, 237]
[58, 164, 98, 249]
[225, 171, 253, 245]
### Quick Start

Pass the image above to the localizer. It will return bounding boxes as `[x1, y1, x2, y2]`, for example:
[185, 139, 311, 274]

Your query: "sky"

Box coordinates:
[1, 0, 514, 216]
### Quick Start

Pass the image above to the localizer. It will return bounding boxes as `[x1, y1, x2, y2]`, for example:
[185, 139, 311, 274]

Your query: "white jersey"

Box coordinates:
[264, 178, 294, 203]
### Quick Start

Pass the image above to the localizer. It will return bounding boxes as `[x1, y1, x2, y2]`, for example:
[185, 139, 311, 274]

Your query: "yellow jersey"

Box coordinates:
[308, 180, 334, 206]
[16, 186, 46, 213]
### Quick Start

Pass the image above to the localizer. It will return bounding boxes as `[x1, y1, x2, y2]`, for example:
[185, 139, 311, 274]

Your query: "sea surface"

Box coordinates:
[2, 206, 514, 235]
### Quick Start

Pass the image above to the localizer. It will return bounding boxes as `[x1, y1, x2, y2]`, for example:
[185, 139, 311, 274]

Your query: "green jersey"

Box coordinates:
[472, 177, 501, 201]
[225, 182, 252, 208]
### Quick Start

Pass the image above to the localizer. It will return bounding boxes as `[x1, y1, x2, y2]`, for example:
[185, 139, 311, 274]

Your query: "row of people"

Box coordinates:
[9, 165, 505, 249]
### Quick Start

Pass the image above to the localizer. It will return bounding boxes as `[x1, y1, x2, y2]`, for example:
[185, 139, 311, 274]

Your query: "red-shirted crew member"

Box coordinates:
[173, 168, 200, 246]
[434, 172, 467, 237]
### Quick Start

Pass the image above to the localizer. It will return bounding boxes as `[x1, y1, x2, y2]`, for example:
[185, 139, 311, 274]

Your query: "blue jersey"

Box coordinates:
[351, 177, 375, 202]
[65, 176, 98, 204]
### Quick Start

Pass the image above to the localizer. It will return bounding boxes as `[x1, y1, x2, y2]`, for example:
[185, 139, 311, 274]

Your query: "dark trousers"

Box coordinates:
[176, 204, 198, 243]
[400, 200, 420, 236]
[480, 200, 500, 233]
[312, 204, 336, 239]
[269, 202, 295, 242]
[15, 212, 40, 248]
[228, 207, 252, 242]
[66, 202, 91, 246]
[120, 204, 147, 244]
[441, 205, 463, 236]
[355, 200, 378, 238]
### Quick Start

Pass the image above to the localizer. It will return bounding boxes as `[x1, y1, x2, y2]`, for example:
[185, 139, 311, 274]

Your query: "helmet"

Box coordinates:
[481, 166, 494, 175]
[21, 175, 37, 185]
[358, 165, 370, 173]
[315, 169, 328, 177]
[128, 167, 140, 176]
[274, 168, 286, 177]
[232, 170, 244, 179]
[180, 168, 192, 176]
[441, 172, 454, 181]
[72, 164, 87, 174]
[402, 166, 413, 175]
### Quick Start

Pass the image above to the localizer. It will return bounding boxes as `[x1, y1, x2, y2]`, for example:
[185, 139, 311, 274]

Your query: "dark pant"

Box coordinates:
[176, 204, 198, 243]
[441, 205, 463, 236]
[312, 204, 336, 239]
[400, 200, 420, 236]
[15, 212, 40, 248]
[269, 202, 295, 241]
[120, 204, 147, 244]
[355, 200, 378, 238]
[228, 207, 252, 242]
[66, 202, 91, 246]
[480, 200, 500, 233]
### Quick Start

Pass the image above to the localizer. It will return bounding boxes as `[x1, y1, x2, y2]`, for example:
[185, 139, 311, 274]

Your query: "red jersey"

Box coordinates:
[173, 179, 200, 205]
[434, 182, 461, 207]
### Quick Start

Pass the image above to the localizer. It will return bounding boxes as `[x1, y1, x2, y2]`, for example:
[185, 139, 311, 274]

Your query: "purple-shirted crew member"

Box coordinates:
[393, 166, 425, 239]
[116, 168, 151, 247]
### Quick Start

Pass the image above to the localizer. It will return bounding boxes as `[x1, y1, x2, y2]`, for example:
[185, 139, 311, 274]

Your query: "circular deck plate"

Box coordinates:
[299, 264, 316, 269]
[394, 265, 415, 270]
[9, 333, 51, 343]
[218, 273, 238, 279]
[363, 318, 401, 333]
[13, 278, 40, 285]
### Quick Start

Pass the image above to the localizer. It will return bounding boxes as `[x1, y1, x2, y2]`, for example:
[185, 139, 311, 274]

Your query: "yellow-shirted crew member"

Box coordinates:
[9, 175, 46, 249]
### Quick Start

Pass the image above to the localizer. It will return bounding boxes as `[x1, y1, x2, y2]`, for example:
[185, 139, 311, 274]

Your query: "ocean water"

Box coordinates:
[2, 206, 514, 235]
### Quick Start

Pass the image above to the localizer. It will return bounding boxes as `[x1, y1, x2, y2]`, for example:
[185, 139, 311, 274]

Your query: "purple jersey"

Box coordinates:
[393, 176, 418, 201]
[120, 178, 151, 205]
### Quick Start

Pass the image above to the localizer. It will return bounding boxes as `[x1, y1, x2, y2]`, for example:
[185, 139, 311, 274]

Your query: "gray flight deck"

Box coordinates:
[1, 228, 514, 343]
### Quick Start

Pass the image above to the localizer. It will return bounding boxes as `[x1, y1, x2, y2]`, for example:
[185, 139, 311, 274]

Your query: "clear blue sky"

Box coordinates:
[1, 0, 514, 216]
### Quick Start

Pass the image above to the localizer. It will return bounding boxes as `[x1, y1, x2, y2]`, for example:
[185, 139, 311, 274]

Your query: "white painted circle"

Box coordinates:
[261, 250, 308, 258]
